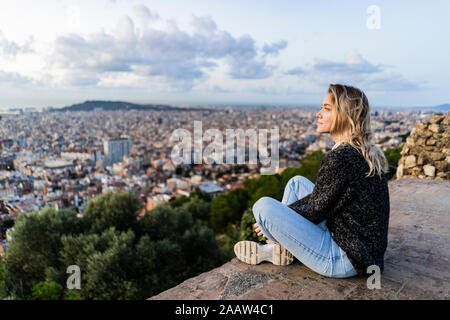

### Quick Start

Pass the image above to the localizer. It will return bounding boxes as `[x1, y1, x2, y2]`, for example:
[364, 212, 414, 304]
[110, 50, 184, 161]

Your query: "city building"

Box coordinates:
[102, 137, 132, 167]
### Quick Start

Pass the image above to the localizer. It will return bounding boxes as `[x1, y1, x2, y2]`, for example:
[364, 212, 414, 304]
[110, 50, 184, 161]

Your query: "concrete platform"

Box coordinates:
[149, 178, 450, 300]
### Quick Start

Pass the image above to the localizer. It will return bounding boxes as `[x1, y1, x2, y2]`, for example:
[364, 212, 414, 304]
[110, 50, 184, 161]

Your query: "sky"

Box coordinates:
[0, 0, 449, 109]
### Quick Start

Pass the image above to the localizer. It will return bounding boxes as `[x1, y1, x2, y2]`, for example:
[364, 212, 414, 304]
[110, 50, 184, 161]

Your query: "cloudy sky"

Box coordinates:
[0, 0, 449, 109]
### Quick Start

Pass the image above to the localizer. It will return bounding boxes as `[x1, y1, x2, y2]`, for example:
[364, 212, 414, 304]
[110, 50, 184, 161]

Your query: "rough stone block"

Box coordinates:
[415, 122, 428, 131]
[437, 172, 447, 178]
[416, 137, 425, 145]
[429, 152, 445, 161]
[401, 146, 409, 155]
[442, 115, 450, 126]
[406, 137, 415, 147]
[396, 164, 403, 178]
[405, 155, 416, 168]
[434, 160, 447, 172]
[425, 138, 437, 146]
[423, 165, 436, 177]
[429, 114, 445, 124]
[429, 124, 443, 133]
[411, 167, 421, 176]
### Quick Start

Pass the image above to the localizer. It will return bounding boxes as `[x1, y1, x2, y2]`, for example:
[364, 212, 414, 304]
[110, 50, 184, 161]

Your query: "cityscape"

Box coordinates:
[0, 103, 434, 249]
[0, 1, 449, 303]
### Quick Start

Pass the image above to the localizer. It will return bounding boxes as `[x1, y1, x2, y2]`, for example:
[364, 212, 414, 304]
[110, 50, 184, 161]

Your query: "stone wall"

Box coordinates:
[397, 112, 450, 180]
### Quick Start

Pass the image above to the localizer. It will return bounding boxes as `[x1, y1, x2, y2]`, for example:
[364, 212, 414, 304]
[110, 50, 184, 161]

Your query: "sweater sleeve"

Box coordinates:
[287, 149, 354, 224]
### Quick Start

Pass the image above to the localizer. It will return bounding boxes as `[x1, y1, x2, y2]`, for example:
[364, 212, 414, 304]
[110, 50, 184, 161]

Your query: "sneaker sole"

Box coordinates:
[234, 241, 294, 266]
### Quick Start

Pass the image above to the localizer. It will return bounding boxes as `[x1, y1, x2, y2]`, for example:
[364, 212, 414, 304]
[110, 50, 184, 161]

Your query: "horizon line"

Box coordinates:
[0, 99, 449, 111]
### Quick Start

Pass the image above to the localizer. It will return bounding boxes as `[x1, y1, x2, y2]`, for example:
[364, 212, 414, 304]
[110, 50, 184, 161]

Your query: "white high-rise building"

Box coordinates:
[103, 137, 132, 167]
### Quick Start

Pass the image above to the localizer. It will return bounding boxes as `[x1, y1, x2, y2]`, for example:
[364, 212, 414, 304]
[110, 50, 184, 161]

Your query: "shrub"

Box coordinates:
[239, 210, 267, 242]
[32, 281, 63, 300]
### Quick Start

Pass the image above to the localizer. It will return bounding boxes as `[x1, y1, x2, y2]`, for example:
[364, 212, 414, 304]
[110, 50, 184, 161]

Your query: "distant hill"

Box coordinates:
[50, 100, 215, 112]
[373, 103, 450, 112]
[400, 103, 450, 112]
[428, 103, 450, 111]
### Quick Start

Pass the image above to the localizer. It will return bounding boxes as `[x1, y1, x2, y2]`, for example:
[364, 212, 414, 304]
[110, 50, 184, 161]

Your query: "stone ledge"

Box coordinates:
[149, 178, 450, 300]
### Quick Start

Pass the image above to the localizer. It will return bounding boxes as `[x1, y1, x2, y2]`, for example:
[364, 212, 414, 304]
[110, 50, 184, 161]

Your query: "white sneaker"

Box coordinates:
[234, 241, 294, 266]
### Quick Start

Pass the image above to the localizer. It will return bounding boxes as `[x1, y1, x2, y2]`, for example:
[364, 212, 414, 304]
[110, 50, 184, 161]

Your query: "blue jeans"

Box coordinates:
[252, 175, 358, 278]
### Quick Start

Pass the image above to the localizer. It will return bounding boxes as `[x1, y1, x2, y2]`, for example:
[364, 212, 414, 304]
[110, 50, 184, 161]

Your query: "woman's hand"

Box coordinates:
[253, 222, 267, 239]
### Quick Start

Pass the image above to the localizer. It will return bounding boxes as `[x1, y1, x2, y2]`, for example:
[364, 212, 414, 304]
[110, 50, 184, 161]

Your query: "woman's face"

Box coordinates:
[316, 93, 333, 133]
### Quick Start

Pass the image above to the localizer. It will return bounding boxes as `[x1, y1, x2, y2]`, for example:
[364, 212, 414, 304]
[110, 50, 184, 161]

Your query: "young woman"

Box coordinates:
[234, 84, 390, 278]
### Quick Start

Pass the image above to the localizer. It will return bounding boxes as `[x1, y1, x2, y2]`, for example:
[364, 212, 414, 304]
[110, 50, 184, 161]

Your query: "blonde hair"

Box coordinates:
[328, 83, 389, 179]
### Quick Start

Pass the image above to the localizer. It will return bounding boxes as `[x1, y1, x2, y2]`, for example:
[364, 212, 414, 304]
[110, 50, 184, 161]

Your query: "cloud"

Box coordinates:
[47, 7, 288, 89]
[211, 85, 232, 93]
[191, 14, 217, 36]
[227, 55, 274, 79]
[285, 52, 421, 92]
[133, 4, 160, 26]
[115, 15, 138, 47]
[311, 53, 383, 75]
[359, 70, 422, 91]
[285, 67, 306, 76]
[0, 71, 36, 86]
[61, 73, 101, 87]
[52, 33, 133, 73]
[262, 40, 288, 56]
[0, 31, 34, 60]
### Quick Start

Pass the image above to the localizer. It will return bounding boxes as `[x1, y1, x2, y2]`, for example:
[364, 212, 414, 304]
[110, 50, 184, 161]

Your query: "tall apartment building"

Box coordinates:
[102, 137, 132, 167]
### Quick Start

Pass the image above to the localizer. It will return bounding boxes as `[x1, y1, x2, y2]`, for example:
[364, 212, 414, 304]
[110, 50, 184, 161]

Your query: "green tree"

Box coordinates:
[136, 203, 180, 240]
[134, 235, 184, 297]
[239, 209, 266, 242]
[216, 224, 241, 262]
[47, 227, 139, 300]
[0, 189, 237, 299]
[32, 281, 63, 300]
[0, 256, 7, 299]
[79, 229, 138, 300]
[384, 146, 403, 180]
[169, 195, 190, 208]
[180, 198, 211, 226]
[209, 188, 250, 233]
[82, 190, 141, 234]
[63, 290, 83, 300]
[135, 204, 224, 297]
[173, 206, 224, 278]
[244, 174, 283, 209]
[189, 189, 212, 202]
[4, 207, 83, 296]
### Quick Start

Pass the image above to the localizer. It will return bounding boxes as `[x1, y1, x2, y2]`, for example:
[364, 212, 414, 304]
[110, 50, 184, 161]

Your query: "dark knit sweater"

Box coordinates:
[287, 144, 390, 275]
